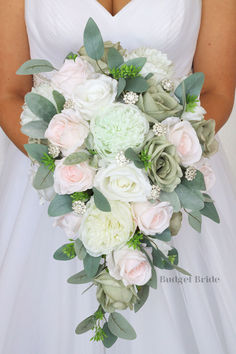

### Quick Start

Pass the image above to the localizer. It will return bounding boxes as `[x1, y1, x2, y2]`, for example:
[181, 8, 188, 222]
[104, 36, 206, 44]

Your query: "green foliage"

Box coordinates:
[109, 64, 142, 80]
[125, 77, 149, 93]
[83, 18, 104, 60]
[108, 312, 137, 340]
[147, 268, 157, 289]
[200, 197, 220, 223]
[25, 93, 57, 122]
[187, 210, 202, 232]
[48, 194, 72, 217]
[175, 184, 204, 211]
[24, 143, 48, 163]
[63, 151, 90, 165]
[124, 148, 145, 169]
[159, 190, 181, 212]
[102, 323, 118, 348]
[75, 315, 96, 334]
[52, 90, 66, 113]
[93, 187, 111, 212]
[90, 308, 107, 342]
[65, 52, 78, 61]
[67, 269, 92, 284]
[127, 231, 144, 250]
[182, 170, 206, 191]
[186, 94, 199, 112]
[21, 120, 49, 139]
[74, 238, 87, 260]
[16, 59, 56, 75]
[107, 47, 124, 69]
[70, 191, 90, 202]
[83, 254, 102, 278]
[150, 228, 171, 242]
[140, 148, 152, 171]
[116, 77, 126, 98]
[33, 165, 54, 190]
[175, 72, 204, 105]
[53, 243, 76, 261]
[134, 285, 149, 312]
[41, 153, 55, 172]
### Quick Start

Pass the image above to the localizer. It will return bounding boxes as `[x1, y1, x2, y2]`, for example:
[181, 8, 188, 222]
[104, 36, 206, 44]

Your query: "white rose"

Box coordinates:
[182, 102, 206, 122]
[51, 57, 95, 97]
[195, 160, 216, 191]
[53, 158, 95, 195]
[53, 213, 82, 237]
[44, 109, 89, 156]
[94, 162, 152, 202]
[107, 246, 152, 286]
[73, 74, 117, 120]
[79, 199, 136, 257]
[125, 47, 173, 83]
[21, 83, 55, 125]
[132, 201, 173, 235]
[167, 120, 202, 167]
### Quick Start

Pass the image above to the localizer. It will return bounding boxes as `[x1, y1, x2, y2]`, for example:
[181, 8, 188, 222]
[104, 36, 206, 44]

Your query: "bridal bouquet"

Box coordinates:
[17, 18, 220, 347]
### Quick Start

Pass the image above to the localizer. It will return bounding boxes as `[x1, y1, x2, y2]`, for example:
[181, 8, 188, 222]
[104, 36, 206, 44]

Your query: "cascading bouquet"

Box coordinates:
[17, 18, 220, 347]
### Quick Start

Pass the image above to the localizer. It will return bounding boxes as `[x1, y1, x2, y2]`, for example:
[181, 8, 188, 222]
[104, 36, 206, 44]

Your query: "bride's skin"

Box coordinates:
[0, 0, 235, 154]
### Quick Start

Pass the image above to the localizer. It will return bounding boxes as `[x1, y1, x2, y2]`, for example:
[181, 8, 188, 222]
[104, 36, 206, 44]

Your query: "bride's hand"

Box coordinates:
[0, 0, 32, 154]
[193, 0, 236, 133]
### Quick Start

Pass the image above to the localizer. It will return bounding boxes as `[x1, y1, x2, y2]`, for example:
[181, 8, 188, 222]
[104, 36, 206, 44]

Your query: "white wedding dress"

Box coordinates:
[0, 1, 236, 353]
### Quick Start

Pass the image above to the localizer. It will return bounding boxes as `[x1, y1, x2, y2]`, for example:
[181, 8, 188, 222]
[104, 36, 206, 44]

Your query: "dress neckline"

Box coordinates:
[94, 0, 134, 19]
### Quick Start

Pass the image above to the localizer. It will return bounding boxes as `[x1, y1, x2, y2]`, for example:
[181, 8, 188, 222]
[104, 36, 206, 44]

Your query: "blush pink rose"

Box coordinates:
[53, 159, 95, 195]
[53, 212, 82, 237]
[45, 109, 89, 155]
[197, 162, 216, 191]
[167, 120, 202, 167]
[51, 57, 95, 96]
[107, 246, 152, 286]
[132, 201, 173, 235]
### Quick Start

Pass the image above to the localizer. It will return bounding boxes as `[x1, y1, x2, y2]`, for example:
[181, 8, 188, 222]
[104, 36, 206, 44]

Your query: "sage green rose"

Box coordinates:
[145, 136, 183, 192]
[78, 41, 126, 73]
[94, 270, 137, 313]
[137, 85, 183, 123]
[192, 119, 219, 157]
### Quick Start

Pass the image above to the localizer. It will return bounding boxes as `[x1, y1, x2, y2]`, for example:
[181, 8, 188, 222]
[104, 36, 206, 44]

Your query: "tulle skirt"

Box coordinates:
[0, 130, 236, 354]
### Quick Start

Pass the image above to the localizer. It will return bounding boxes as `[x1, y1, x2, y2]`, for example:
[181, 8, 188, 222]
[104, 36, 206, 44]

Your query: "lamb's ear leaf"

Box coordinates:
[16, 59, 56, 75]
[175, 72, 205, 104]
[93, 188, 111, 212]
[33, 165, 54, 190]
[107, 47, 124, 69]
[52, 90, 65, 113]
[108, 312, 137, 340]
[83, 18, 104, 60]
[21, 121, 48, 139]
[188, 211, 202, 232]
[134, 285, 149, 313]
[125, 77, 149, 93]
[25, 93, 57, 122]
[48, 194, 73, 217]
[124, 57, 147, 70]
[75, 315, 96, 334]
[24, 143, 48, 163]
[67, 270, 92, 284]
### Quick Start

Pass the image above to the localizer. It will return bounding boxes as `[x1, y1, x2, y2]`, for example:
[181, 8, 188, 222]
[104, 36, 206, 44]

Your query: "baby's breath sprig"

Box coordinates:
[109, 64, 142, 80]
[186, 94, 199, 113]
[41, 153, 56, 172]
[90, 308, 107, 342]
[140, 148, 152, 171]
[70, 191, 90, 202]
[127, 231, 144, 250]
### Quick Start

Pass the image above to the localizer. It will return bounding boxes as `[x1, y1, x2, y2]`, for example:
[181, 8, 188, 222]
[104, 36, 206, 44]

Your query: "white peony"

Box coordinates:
[72, 74, 117, 120]
[125, 47, 173, 83]
[94, 162, 152, 202]
[79, 199, 136, 257]
[90, 103, 149, 160]
[107, 245, 152, 286]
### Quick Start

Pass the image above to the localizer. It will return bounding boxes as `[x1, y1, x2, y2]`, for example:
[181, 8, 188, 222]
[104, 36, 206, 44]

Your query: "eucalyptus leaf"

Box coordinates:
[63, 152, 90, 165]
[175, 184, 204, 211]
[75, 315, 96, 334]
[21, 120, 48, 139]
[16, 59, 56, 75]
[93, 187, 111, 212]
[125, 77, 149, 93]
[52, 90, 66, 113]
[151, 228, 171, 242]
[200, 201, 220, 223]
[67, 269, 92, 284]
[107, 47, 124, 69]
[48, 194, 72, 217]
[102, 323, 118, 348]
[175, 72, 205, 104]
[134, 285, 149, 313]
[83, 18, 104, 60]
[124, 148, 144, 169]
[25, 93, 57, 122]
[125, 57, 147, 70]
[152, 247, 165, 269]
[24, 143, 48, 163]
[116, 78, 126, 98]
[154, 247, 191, 276]
[74, 238, 87, 260]
[83, 254, 101, 278]
[33, 165, 54, 190]
[188, 211, 202, 232]
[108, 312, 136, 340]
[163, 248, 179, 269]
[147, 268, 157, 289]
[53, 243, 76, 261]
[145, 73, 154, 80]
[159, 191, 181, 212]
[182, 170, 206, 191]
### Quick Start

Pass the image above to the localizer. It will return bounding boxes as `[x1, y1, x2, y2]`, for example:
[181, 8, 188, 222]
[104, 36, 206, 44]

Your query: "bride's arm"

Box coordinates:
[193, 0, 236, 133]
[0, 0, 32, 153]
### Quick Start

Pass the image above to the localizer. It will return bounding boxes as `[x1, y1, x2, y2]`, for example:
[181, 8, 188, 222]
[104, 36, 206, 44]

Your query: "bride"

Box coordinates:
[0, 0, 236, 353]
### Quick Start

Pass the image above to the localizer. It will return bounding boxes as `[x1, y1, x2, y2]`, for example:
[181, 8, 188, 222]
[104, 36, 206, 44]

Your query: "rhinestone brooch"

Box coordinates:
[161, 78, 175, 92]
[152, 123, 167, 137]
[72, 201, 87, 215]
[185, 166, 197, 181]
[64, 99, 75, 110]
[150, 185, 161, 200]
[48, 143, 60, 158]
[123, 91, 139, 105]
[116, 151, 129, 166]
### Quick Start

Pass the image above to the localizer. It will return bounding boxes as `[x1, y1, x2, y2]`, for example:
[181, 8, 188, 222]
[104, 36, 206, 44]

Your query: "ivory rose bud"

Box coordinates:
[53, 213, 82, 237]
[53, 159, 95, 195]
[132, 201, 173, 235]
[94, 162, 152, 202]
[44, 109, 89, 155]
[107, 246, 152, 286]
[196, 161, 216, 191]
[167, 120, 202, 167]
[51, 57, 95, 96]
